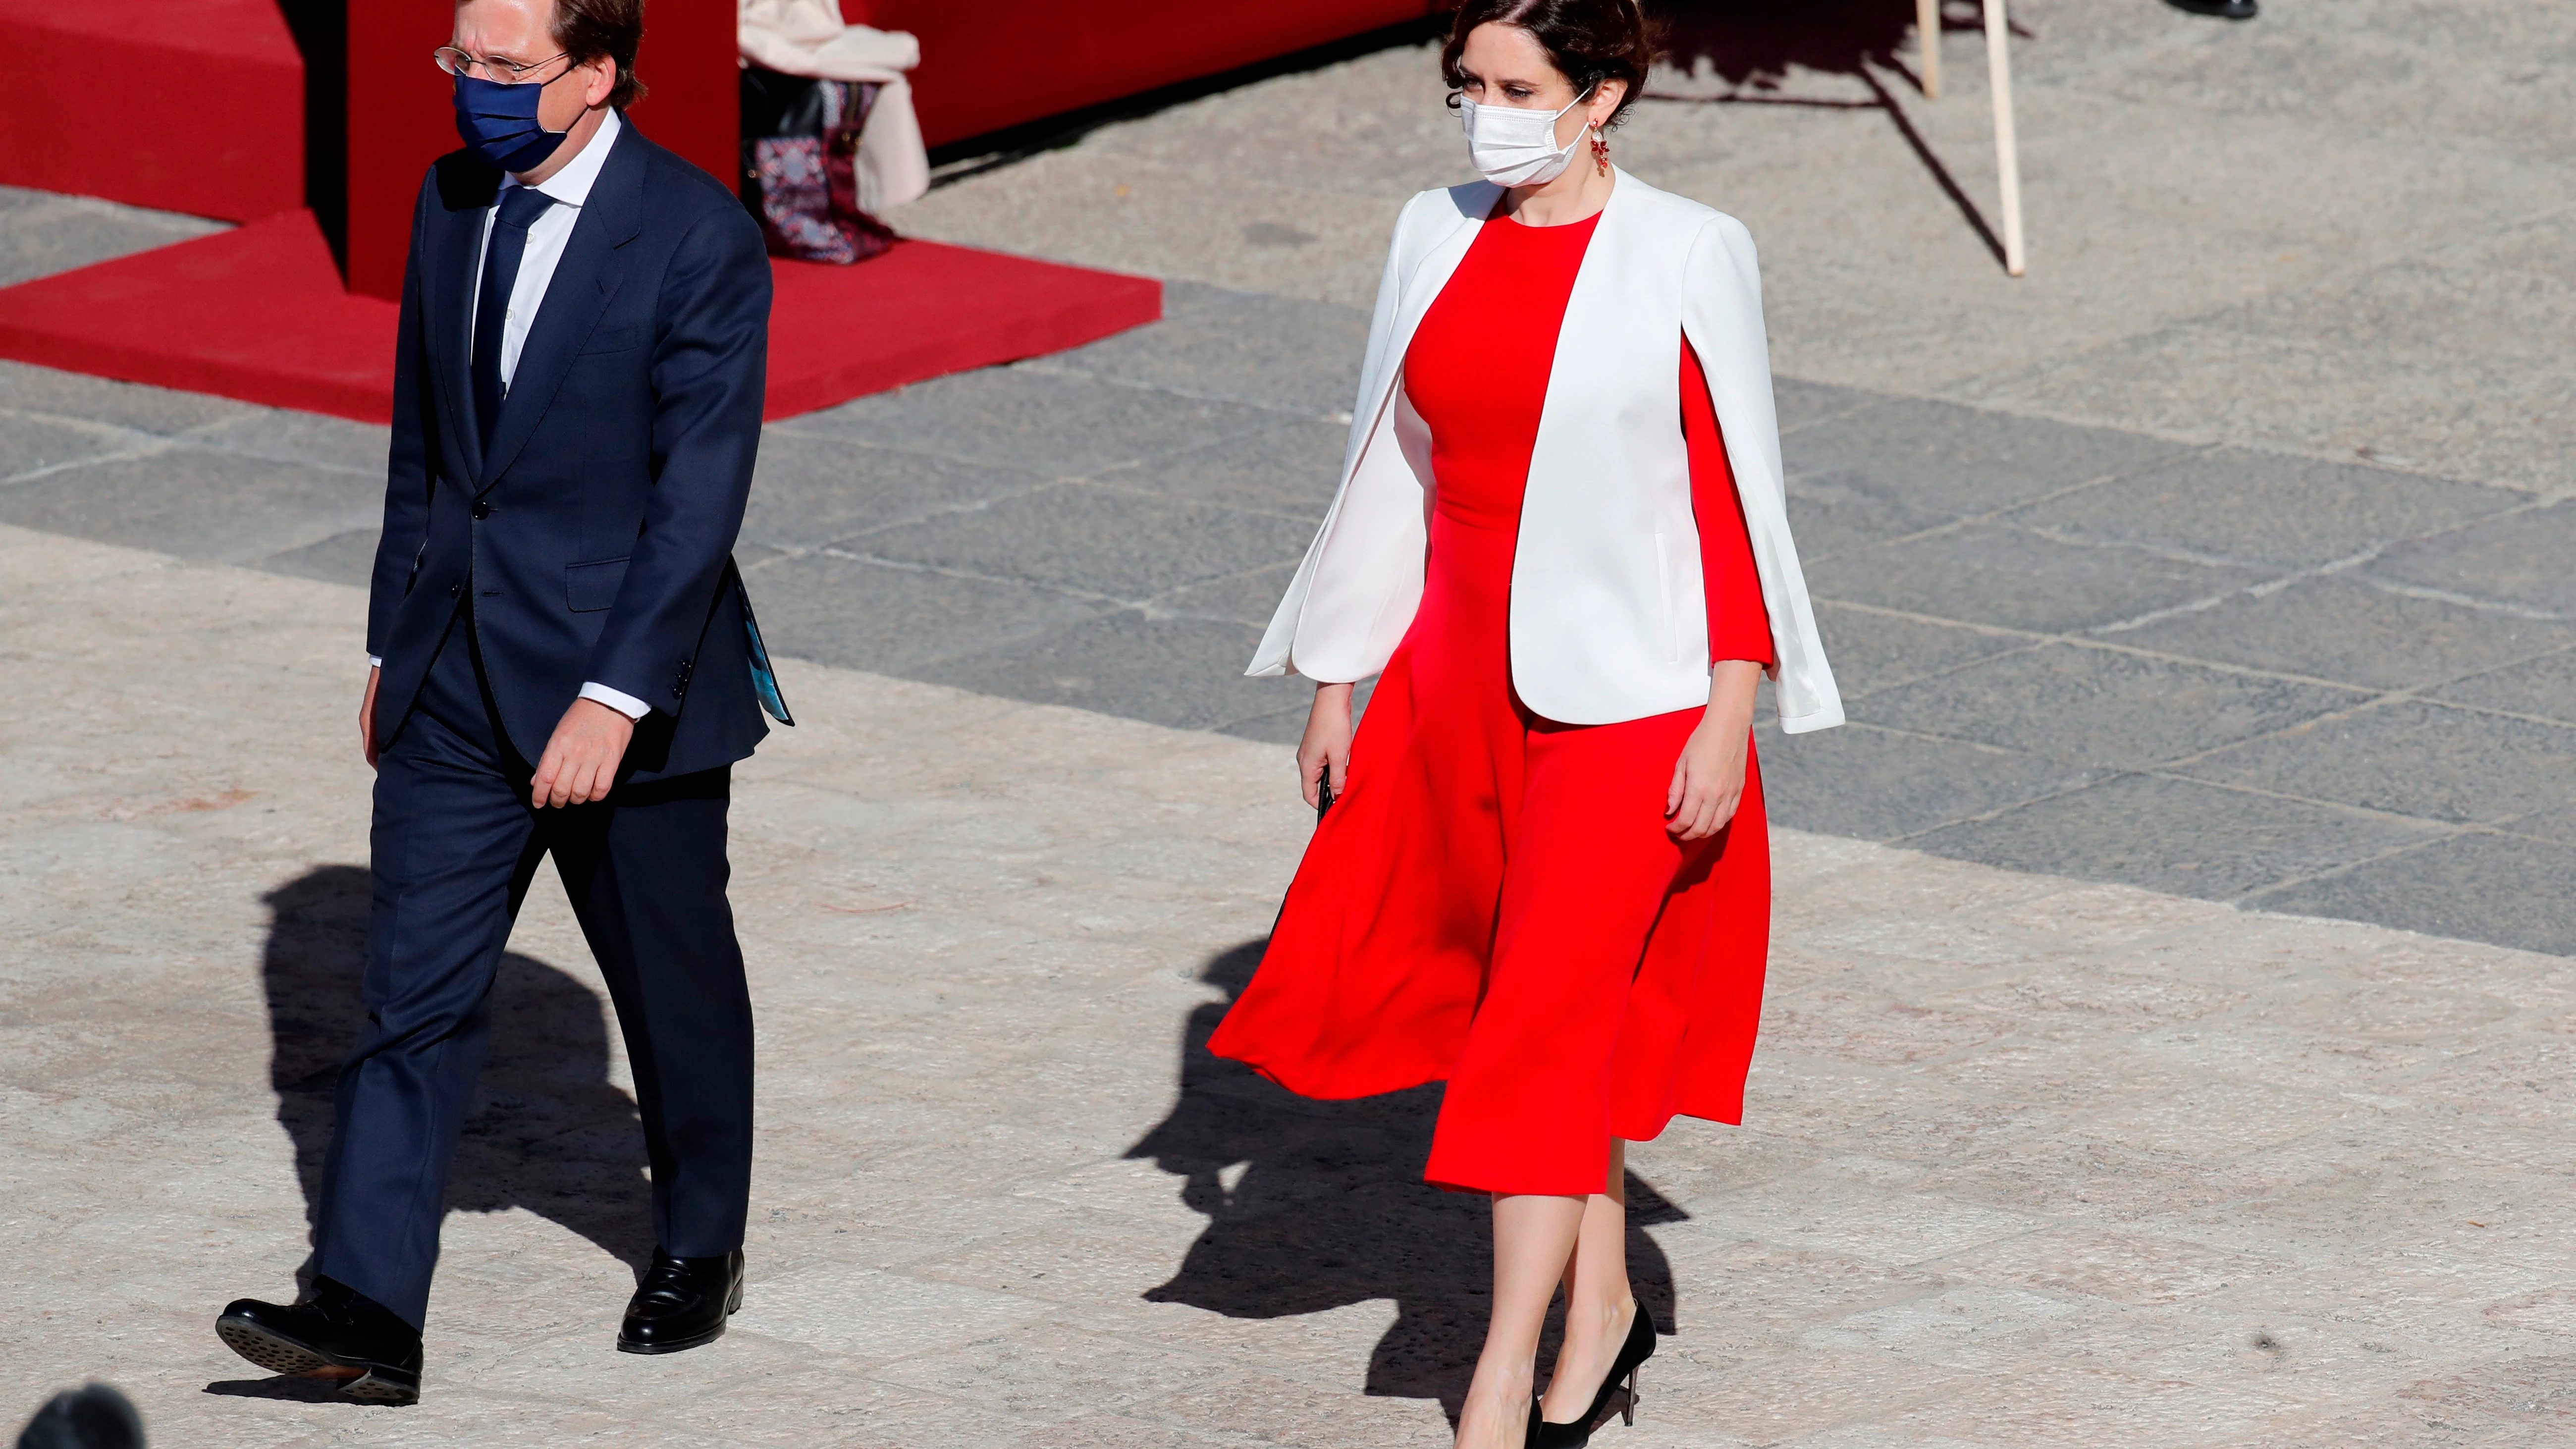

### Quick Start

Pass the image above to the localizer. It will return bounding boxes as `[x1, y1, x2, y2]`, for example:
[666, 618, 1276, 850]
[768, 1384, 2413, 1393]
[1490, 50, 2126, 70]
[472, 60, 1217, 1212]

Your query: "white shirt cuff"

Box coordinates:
[579, 681, 652, 720]
[369, 655, 382, 668]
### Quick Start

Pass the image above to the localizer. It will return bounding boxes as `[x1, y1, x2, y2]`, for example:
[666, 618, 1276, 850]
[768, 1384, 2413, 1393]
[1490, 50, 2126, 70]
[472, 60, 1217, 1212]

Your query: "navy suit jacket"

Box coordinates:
[366, 118, 772, 783]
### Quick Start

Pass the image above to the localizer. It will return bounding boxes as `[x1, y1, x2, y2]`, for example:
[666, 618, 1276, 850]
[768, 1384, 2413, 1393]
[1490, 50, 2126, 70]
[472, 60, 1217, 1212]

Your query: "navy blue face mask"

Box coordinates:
[453, 70, 572, 174]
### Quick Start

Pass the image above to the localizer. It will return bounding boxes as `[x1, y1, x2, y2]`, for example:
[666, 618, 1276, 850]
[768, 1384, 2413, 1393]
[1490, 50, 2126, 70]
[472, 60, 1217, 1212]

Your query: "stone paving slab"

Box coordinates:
[5, 258, 2571, 953]
[6, 0, 2573, 962]
[0, 185, 223, 291]
[9, 525, 2576, 1446]
[901, 0, 2576, 492]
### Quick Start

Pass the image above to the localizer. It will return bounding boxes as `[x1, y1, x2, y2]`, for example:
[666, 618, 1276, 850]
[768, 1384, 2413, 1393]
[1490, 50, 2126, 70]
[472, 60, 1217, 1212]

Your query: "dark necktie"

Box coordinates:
[471, 186, 557, 454]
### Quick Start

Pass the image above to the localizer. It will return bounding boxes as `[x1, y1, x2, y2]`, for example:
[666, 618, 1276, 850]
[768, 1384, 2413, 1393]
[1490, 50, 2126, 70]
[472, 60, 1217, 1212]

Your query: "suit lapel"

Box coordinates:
[476, 123, 649, 491]
[424, 154, 500, 483]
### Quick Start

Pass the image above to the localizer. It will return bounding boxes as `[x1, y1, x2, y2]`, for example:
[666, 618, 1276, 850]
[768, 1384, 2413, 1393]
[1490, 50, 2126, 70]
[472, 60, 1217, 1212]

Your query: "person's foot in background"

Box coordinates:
[2166, 0, 2257, 17]
[16, 1384, 145, 1449]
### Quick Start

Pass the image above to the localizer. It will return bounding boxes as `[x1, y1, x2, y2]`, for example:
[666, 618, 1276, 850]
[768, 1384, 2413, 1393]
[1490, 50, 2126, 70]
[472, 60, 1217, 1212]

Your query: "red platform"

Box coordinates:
[0, 209, 1160, 424]
[859, 0, 1445, 148]
[0, 0, 1434, 422]
[0, 0, 305, 222]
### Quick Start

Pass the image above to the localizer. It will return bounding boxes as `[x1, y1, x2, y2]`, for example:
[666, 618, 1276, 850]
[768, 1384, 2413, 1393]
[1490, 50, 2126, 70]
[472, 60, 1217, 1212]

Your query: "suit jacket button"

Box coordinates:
[471, 500, 491, 519]
[449, 581, 462, 597]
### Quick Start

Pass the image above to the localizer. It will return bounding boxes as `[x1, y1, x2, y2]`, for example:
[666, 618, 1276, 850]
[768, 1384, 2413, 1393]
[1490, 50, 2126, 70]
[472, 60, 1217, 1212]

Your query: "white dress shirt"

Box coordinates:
[472, 107, 621, 392]
[372, 109, 652, 724]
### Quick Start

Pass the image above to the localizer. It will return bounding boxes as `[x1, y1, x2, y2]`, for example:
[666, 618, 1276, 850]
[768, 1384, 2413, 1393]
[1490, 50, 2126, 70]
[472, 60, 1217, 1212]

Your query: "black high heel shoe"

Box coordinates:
[1532, 1301, 1657, 1448]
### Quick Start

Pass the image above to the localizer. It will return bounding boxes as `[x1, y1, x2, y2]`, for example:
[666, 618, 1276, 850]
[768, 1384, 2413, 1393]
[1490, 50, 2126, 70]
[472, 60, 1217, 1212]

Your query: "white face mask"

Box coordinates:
[1458, 89, 1593, 188]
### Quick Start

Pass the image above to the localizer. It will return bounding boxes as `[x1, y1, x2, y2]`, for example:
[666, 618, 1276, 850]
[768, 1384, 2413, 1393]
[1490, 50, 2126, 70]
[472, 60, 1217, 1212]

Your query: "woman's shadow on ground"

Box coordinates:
[210, 865, 653, 1398]
[1126, 940, 1687, 1421]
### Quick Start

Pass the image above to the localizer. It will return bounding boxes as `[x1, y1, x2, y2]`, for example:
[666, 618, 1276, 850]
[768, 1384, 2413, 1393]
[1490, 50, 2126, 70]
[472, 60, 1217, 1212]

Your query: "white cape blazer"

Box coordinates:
[1246, 169, 1844, 734]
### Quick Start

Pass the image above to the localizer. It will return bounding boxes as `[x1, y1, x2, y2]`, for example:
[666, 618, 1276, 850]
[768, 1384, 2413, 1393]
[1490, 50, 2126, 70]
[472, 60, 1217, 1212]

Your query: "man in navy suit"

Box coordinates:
[215, 0, 782, 1404]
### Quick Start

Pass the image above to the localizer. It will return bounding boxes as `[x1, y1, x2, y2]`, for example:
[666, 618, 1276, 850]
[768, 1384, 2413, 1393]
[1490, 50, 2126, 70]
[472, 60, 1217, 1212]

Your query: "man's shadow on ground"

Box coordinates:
[1127, 940, 1686, 1421]
[210, 865, 651, 1399]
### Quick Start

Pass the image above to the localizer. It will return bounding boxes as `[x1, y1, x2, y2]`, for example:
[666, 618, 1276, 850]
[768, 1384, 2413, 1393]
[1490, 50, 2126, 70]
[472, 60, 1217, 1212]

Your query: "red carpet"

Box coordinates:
[763, 236, 1160, 419]
[0, 211, 1160, 425]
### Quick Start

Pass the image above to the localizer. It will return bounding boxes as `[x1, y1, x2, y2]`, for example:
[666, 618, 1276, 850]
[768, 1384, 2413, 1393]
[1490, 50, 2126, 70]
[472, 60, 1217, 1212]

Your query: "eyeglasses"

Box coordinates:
[433, 46, 572, 84]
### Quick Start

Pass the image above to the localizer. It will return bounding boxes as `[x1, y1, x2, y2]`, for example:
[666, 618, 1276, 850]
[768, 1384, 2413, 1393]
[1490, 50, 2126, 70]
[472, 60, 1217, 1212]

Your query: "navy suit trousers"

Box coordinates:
[313, 610, 754, 1328]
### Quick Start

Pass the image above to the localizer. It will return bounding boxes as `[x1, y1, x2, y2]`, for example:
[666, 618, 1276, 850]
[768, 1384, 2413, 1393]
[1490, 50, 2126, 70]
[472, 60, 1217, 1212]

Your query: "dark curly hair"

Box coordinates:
[1441, 0, 1661, 131]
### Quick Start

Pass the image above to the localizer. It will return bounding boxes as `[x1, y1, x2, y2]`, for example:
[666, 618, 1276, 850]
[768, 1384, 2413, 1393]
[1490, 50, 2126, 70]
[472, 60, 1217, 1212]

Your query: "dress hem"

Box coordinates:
[1226, 1045, 1751, 1197]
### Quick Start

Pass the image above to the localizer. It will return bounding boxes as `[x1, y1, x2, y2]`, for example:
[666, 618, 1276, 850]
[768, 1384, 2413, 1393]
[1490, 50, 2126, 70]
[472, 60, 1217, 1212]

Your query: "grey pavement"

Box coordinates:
[6, 2, 2576, 1440]
[0, 184, 222, 291]
[13, 522, 2576, 1447]
[10, 0, 2574, 961]
[6, 276, 2569, 956]
[904, 0, 2576, 490]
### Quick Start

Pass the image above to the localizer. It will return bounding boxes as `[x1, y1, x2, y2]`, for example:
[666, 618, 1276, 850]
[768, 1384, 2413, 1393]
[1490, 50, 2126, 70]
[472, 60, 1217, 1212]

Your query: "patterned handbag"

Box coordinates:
[739, 63, 898, 265]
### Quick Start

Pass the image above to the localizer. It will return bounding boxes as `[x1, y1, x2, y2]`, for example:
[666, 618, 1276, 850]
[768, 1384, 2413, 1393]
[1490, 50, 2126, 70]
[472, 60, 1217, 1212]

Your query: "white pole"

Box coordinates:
[1985, 0, 2026, 276]
[1917, 0, 1942, 100]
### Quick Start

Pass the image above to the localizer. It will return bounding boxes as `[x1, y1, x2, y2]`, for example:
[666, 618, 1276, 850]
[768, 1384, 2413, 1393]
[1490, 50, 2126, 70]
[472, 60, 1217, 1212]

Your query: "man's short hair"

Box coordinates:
[553, 0, 646, 109]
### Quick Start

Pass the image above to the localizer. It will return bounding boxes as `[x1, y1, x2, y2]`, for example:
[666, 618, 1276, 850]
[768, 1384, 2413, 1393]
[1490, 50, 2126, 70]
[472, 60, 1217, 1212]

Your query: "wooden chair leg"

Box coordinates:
[1917, 0, 1943, 99]
[1985, 0, 2027, 275]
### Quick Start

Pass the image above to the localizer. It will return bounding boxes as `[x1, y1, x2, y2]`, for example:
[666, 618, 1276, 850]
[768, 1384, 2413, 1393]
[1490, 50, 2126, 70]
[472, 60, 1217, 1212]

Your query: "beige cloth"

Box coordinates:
[738, 0, 929, 213]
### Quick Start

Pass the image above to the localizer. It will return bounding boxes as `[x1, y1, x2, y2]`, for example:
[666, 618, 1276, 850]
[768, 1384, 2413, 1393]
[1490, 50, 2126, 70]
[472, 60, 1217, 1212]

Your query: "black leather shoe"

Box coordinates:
[17, 1383, 146, 1449]
[215, 1277, 423, 1405]
[1535, 1301, 1658, 1447]
[617, 1247, 744, 1354]
[2165, 0, 2257, 17]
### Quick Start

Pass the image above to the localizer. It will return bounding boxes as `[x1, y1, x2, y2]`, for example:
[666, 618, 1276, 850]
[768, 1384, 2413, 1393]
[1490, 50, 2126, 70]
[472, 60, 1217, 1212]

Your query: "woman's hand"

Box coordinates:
[1667, 660, 1762, 841]
[1298, 682, 1355, 811]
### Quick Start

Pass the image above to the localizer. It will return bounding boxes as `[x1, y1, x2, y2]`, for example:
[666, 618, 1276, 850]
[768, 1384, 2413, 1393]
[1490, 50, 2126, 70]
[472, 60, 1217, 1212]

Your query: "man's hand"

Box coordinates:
[360, 666, 383, 769]
[531, 698, 636, 807]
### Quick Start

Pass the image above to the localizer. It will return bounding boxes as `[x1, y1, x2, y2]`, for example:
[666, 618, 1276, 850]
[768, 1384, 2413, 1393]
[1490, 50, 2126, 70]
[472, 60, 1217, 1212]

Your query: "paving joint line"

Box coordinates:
[1770, 385, 1899, 438]
[753, 425, 1112, 480]
[1073, 472, 1336, 527]
[1762, 717, 2047, 764]
[809, 545, 1150, 611]
[761, 478, 1080, 551]
[1721, 589, 2576, 803]
[1925, 350, 2553, 495]
[758, 419, 1286, 483]
[2136, 669, 2576, 781]
[0, 404, 186, 448]
[1828, 639, 2054, 707]
[0, 440, 183, 487]
[2126, 768, 2478, 837]
[1794, 449, 2228, 569]
[2084, 584, 2267, 639]
[2234, 832, 2498, 912]
[1810, 595, 2382, 697]
[2015, 524, 2315, 577]
[1009, 357, 1351, 425]
[2356, 576, 2571, 623]
[1878, 772, 2127, 848]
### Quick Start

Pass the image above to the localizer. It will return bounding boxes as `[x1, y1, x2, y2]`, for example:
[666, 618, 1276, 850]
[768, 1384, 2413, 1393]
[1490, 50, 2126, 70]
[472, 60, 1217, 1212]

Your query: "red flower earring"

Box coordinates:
[1590, 130, 1611, 177]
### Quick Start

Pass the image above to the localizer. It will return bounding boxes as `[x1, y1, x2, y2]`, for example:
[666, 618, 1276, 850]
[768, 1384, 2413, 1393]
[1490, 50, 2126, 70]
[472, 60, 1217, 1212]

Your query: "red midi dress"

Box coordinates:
[1208, 210, 1778, 1197]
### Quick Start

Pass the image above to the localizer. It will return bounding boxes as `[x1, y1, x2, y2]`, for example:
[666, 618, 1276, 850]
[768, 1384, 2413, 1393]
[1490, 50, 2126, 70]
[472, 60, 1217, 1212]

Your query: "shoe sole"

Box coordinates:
[615, 1318, 728, 1355]
[216, 1317, 420, 1406]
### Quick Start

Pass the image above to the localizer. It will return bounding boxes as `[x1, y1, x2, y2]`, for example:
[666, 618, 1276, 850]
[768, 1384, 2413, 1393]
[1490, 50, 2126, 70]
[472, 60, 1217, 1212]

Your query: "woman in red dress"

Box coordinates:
[1214, 2, 1843, 1445]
